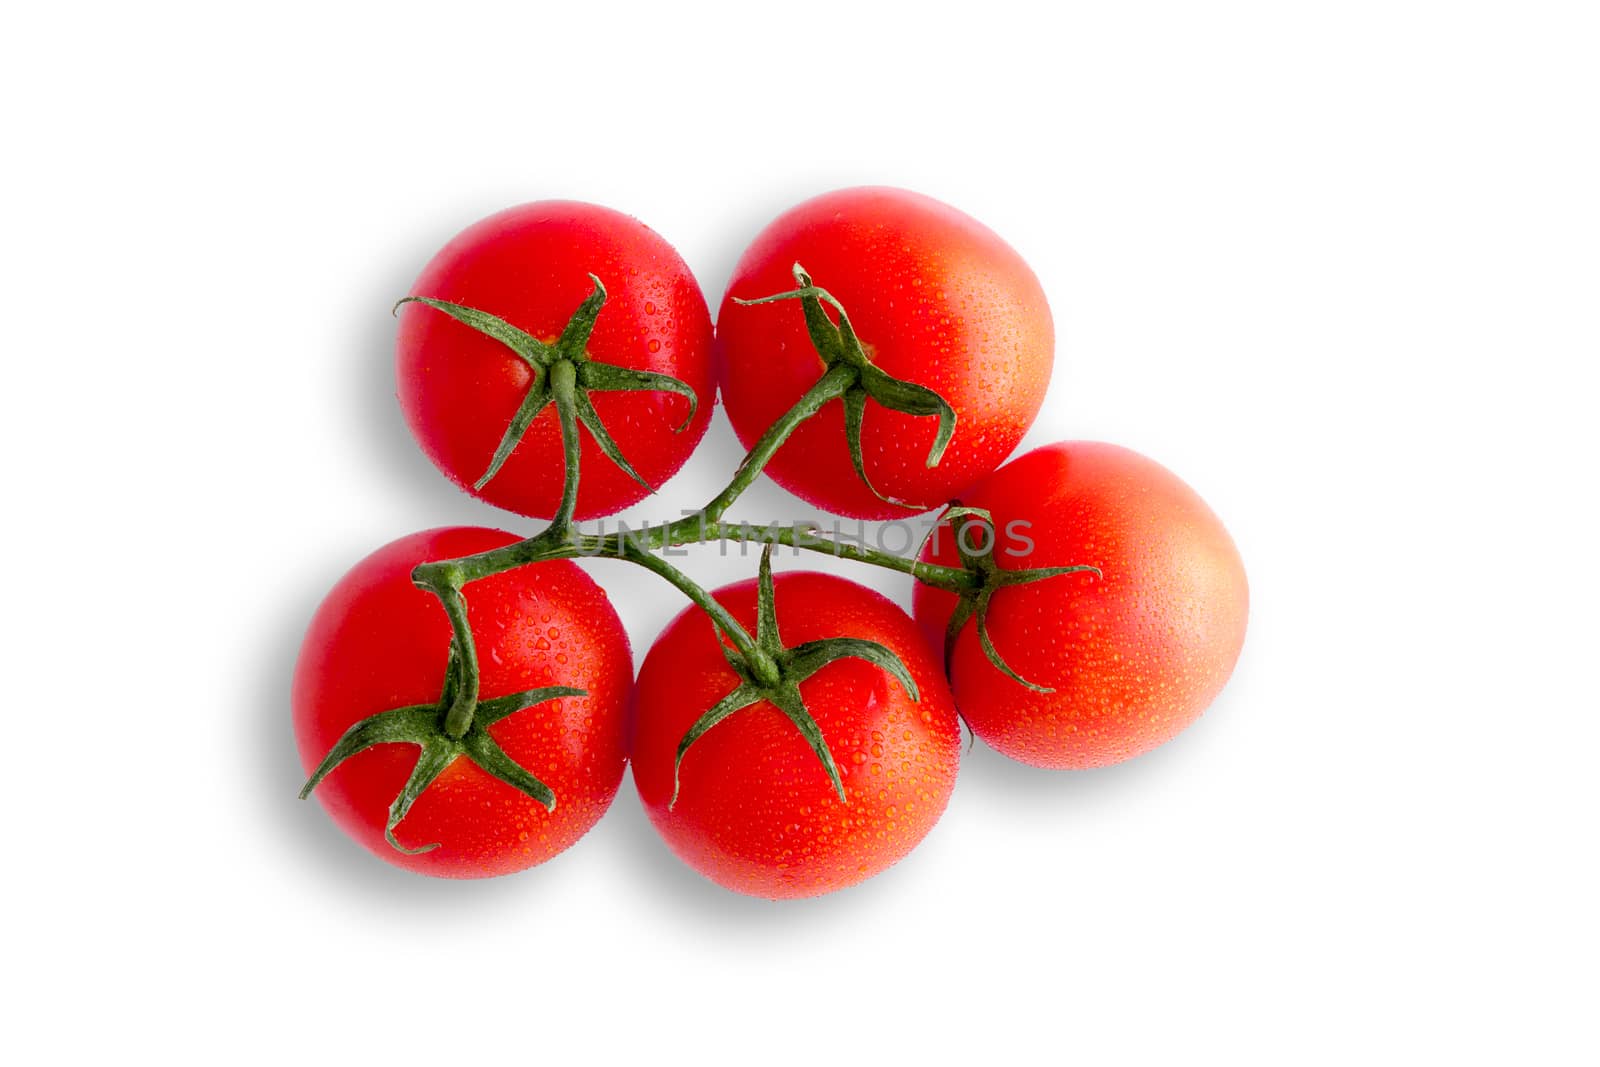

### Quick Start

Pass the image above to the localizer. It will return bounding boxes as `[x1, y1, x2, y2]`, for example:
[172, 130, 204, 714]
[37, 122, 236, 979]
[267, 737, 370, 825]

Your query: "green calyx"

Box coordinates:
[299, 637, 585, 854]
[734, 264, 957, 510]
[396, 275, 699, 505]
[939, 507, 1102, 693]
[669, 544, 919, 809]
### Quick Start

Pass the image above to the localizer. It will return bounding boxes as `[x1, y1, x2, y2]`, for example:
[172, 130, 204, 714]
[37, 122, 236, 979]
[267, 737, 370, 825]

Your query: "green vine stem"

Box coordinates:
[428, 581, 481, 739]
[698, 363, 855, 522]
[548, 359, 582, 535]
[394, 267, 977, 770]
[305, 265, 1095, 850]
[420, 518, 974, 589]
[938, 507, 1102, 691]
[612, 539, 762, 667]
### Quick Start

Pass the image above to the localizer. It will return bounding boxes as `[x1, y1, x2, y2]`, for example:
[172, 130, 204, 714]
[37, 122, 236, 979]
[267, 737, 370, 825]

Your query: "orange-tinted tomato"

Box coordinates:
[914, 442, 1248, 768]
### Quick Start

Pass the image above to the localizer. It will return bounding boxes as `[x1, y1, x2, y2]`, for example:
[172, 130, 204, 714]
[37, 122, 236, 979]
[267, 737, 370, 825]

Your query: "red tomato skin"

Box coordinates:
[396, 201, 715, 520]
[913, 442, 1248, 769]
[716, 187, 1053, 519]
[292, 527, 632, 878]
[630, 571, 961, 899]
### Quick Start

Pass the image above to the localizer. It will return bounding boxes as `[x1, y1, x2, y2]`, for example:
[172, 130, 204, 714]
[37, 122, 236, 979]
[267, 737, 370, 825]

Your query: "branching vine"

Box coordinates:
[302, 264, 1095, 849]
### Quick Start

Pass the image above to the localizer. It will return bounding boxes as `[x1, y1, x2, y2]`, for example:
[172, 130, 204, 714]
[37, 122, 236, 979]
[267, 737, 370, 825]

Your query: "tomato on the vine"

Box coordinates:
[396, 201, 715, 520]
[296, 183, 1250, 894]
[913, 442, 1248, 769]
[716, 186, 1053, 519]
[293, 527, 632, 877]
[630, 567, 960, 899]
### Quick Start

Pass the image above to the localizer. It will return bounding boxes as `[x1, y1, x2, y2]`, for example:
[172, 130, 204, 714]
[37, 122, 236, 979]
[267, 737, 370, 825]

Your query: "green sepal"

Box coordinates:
[385, 739, 458, 854]
[716, 633, 749, 676]
[785, 636, 919, 702]
[573, 386, 654, 493]
[394, 296, 552, 370]
[670, 683, 766, 809]
[732, 265, 852, 365]
[942, 594, 979, 682]
[1008, 564, 1107, 584]
[401, 275, 704, 500]
[454, 684, 586, 814]
[462, 729, 556, 812]
[936, 506, 1102, 693]
[474, 685, 586, 726]
[300, 681, 586, 855]
[579, 361, 699, 431]
[556, 275, 607, 355]
[298, 702, 442, 800]
[970, 596, 1051, 693]
[842, 386, 904, 508]
[765, 684, 847, 804]
[857, 362, 957, 469]
[475, 379, 550, 489]
[729, 262, 960, 506]
[668, 543, 922, 809]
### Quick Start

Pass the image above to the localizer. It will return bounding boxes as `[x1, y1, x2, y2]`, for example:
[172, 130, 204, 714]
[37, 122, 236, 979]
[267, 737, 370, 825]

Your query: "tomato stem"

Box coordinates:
[731, 263, 956, 508]
[611, 538, 760, 665]
[694, 363, 856, 524]
[939, 507, 1102, 691]
[548, 359, 581, 535]
[410, 570, 481, 738]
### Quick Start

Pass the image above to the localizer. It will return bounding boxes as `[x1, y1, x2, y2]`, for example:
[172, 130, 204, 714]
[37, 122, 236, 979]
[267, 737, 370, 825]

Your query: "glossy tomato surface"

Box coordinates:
[397, 201, 715, 519]
[631, 570, 960, 899]
[717, 187, 1053, 519]
[292, 527, 632, 877]
[914, 442, 1248, 769]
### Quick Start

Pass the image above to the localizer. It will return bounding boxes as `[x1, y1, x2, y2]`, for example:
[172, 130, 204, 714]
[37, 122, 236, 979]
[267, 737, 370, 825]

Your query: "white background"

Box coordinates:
[5, 2, 1596, 1063]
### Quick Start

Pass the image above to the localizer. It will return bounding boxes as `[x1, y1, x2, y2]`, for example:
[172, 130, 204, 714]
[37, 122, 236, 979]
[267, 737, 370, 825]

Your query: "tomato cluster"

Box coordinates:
[293, 188, 1249, 897]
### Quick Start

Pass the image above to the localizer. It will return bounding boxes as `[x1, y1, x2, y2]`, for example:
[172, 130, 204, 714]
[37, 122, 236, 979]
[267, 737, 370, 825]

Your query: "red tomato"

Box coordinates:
[292, 527, 632, 877]
[913, 442, 1248, 769]
[396, 201, 715, 520]
[630, 570, 961, 899]
[716, 186, 1053, 519]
